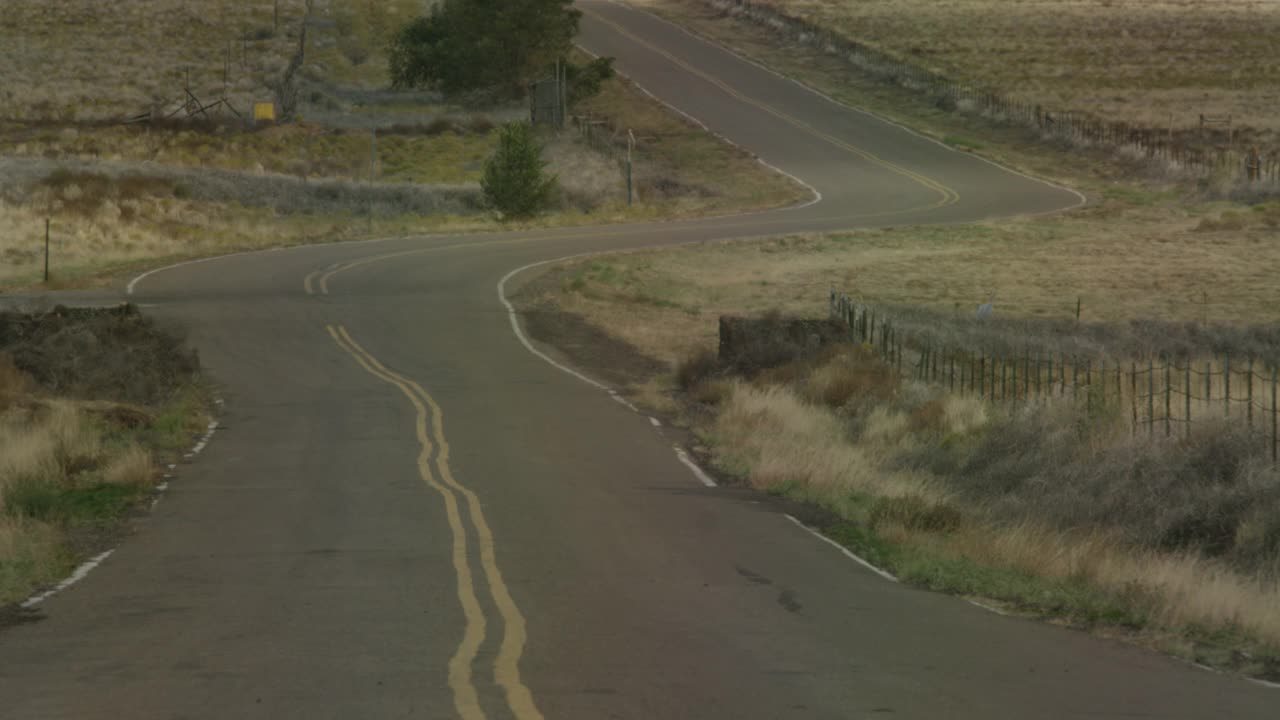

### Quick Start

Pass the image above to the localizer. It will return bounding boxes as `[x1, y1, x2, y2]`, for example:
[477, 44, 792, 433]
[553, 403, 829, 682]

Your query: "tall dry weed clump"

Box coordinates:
[700, 332, 1280, 653]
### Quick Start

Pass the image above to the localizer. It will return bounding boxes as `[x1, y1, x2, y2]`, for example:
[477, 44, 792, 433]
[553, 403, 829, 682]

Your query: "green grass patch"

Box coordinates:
[943, 136, 984, 151]
[5, 480, 146, 527]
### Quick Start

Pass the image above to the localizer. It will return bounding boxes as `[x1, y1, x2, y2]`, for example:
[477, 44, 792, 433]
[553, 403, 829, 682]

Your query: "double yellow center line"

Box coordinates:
[327, 325, 542, 720]
[584, 7, 961, 209]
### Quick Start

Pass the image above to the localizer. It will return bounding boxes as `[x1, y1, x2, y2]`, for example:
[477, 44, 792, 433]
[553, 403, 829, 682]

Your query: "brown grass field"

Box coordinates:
[696, 0, 1280, 141]
[0, 1, 802, 289]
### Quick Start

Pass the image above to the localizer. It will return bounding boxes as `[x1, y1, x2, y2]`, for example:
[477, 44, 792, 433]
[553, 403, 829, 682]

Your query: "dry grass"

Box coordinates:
[0, 1, 312, 122]
[1, 123, 498, 185]
[709, 361, 1280, 663]
[573, 58, 810, 215]
[682, 0, 1280, 143]
[521, 193, 1280, 373]
[0, 5, 804, 289]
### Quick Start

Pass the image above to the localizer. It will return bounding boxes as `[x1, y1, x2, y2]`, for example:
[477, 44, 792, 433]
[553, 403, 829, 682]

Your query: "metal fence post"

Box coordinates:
[1165, 360, 1172, 437]
[1185, 358, 1192, 439]
[43, 218, 50, 284]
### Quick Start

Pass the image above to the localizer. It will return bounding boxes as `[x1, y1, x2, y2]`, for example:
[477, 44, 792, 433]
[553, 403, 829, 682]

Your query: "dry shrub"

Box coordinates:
[689, 378, 734, 406]
[0, 353, 31, 398]
[712, 381, 940, 501]
[38, 169, 177, 218]
[0, 304, 199, 406]
[719, 313, 848, 376]
[101, 444, 153, 487]
[675, 347, 720, 390]
[0, 514, 63, 605]
[870, 493, 964, 533]
[906, 398, 947, 434]
[545, 136, 624, 211]
[802, 346, 896, 409]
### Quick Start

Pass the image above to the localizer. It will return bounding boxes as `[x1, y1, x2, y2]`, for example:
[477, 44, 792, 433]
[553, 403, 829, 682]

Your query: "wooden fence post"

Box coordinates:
[1148, 357, 1155, 436]
[1272, 365, 1277, 464]
[1086, 358, 1093, 414]
[1024, 350, 1031, 400]
[1099, 359, 1106, 406]
[1248, 355, 1255, 427]
[1185, 359, 1192, 439]
[1205, 360, 1212, 408]
[1225, 354, 1231, 418]
[1131, 362, 1138, 435]
[991, 354, 997, 402]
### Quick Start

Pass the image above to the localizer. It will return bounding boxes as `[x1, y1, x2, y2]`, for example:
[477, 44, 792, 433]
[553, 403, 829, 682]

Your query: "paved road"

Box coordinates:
[1, 2, 1274, 718]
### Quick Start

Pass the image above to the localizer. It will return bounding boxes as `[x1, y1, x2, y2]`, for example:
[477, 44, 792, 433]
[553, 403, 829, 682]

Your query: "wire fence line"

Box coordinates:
[570, 112, 637, 205]
[829, 290, 1280, 461]
[708, 0, 1280, 185]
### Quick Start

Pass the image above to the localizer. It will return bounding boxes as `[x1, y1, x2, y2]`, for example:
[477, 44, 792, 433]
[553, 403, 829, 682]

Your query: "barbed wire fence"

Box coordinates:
[829, 290, 1280, 462]
[710, 0, 1279, 186]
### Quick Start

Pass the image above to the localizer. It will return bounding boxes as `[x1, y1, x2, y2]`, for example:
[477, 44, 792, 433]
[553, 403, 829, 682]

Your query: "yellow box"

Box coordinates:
[253, 102, 276, 122]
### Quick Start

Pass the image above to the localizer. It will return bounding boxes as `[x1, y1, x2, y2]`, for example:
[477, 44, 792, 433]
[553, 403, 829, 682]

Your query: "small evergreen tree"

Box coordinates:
[481, 123, 558, 220]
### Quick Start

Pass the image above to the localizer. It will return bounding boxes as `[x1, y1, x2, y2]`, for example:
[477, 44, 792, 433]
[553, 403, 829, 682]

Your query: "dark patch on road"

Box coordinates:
[735, 565, 773, 585]
[509, 269, 668, 391]
[0, 606, 46, 630]
[777, 589, 802, 613]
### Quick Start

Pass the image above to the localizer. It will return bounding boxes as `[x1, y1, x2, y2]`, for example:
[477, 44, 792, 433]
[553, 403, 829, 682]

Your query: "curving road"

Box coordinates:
[1, 2, 1274, 718]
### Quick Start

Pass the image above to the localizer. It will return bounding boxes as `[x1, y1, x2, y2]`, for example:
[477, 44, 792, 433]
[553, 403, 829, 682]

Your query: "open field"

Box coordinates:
[522, 193, 1280, 372]
[696, 0, 1280, 141]
[0, 0, 314, 123]
[0, 0, 803, 290]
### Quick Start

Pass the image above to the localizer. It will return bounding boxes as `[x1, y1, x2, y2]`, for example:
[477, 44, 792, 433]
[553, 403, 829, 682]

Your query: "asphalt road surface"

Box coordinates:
[1, 2, 1275, 718]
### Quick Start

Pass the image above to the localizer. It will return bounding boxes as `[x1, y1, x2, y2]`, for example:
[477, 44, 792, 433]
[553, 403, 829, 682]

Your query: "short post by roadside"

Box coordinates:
[43, 218, 50, 284]
[626, 129, 636, 207]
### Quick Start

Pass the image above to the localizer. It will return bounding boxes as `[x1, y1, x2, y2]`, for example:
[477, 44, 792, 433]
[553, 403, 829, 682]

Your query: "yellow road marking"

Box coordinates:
[326, 325, 488, 720]
[583, 7, 961, 207]
[329, 325, 544, 720]
[304, 13, 964, 297]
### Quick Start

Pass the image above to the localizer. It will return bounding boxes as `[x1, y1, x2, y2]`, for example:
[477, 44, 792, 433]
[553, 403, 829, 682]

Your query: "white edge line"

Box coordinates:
[126, 233, 415, 296]
[576, 41, 823, 213]
[20, 550, 114, 608]
[784, 513, 898, 582]
[967, 599, 1009, 616]
[497, 254, 618, 393]
[16, 404, 222, 610]
[603, 0, 1086, 212]
[673, 446, 717, 487]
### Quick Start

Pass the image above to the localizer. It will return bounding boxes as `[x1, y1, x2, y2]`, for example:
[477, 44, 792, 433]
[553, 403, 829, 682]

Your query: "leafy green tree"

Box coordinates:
[389, 0, 582, 97]
[566, 57, 616, 105]
[481, 122, 558, 220]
